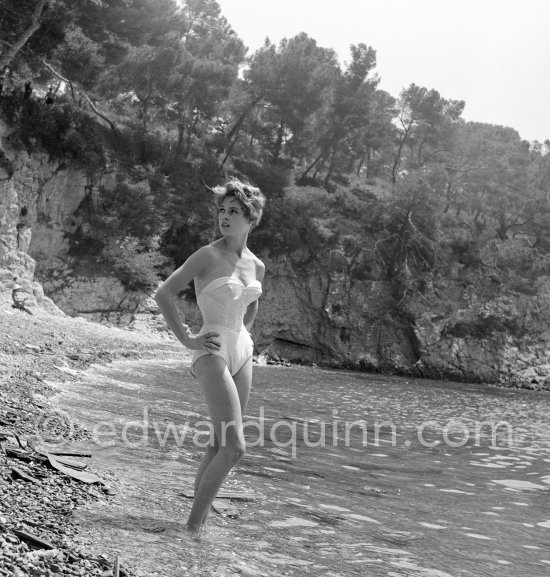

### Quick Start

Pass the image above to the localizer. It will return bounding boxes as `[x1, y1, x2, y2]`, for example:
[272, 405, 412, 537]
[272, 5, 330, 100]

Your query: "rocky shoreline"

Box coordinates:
[0, 294, 182, 576]
[3, 285, 549, 575]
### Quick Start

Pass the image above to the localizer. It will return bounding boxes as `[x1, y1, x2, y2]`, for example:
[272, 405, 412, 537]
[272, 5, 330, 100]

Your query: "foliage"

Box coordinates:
[68, 181, 165, 291]
[371, 169, 445, 302]
[101, 238, 166, 293]
[390, 84, 464, 183]
[1, 0, 550, 350]
[156, 157, 221, 267]
[87, 182, 162, 240]
[1, 94, 107, 172]
[241, 33, 339, 163]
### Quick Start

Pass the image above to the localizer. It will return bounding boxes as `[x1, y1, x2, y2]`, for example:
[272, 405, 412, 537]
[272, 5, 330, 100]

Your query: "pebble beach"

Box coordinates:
[0, 294, 181, 576]
[3, 294, 550, 577]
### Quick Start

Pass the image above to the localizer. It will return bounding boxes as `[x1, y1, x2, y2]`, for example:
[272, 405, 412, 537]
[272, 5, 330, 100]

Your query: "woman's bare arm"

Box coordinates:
[243, 300, 259, 331]
[243, 259, 265, 332]
[154, 246, 219, 351]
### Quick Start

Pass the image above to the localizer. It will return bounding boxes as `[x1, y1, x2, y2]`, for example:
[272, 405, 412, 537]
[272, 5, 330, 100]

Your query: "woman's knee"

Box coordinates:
[220, 439, 246, 465]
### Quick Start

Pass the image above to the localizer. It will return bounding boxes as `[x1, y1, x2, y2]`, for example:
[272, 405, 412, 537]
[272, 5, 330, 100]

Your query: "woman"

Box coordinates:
[155, 178, 266, 533]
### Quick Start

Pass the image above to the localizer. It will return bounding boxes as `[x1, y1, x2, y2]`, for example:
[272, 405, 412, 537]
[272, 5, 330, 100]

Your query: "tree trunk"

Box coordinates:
[184, 115, 198, 159]
[323, 151, 337, 188]
[391, 119, 413, 184]
[416, 137, 426, 167]
[300, 147, 329, 180]
[0, 0, 47, 70]
[218, 93, 265, 168]
[386, 210, 411, 279]
[312, 156, 327, 179]
[496, 212, 509, 240]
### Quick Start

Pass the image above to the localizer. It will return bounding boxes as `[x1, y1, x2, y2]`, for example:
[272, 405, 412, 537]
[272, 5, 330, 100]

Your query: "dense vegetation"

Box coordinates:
[2, 0, 550, 340]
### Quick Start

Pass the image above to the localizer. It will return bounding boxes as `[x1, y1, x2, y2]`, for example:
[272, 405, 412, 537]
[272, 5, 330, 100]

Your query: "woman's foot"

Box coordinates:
[185, 523, 202, 540]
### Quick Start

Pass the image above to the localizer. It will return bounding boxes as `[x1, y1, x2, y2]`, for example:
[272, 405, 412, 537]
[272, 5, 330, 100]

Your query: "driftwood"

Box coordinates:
[12, 528, 55, 550]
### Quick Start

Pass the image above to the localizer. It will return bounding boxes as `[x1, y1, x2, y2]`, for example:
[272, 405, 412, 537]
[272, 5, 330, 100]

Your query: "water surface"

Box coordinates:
[53, 360, 550, 576]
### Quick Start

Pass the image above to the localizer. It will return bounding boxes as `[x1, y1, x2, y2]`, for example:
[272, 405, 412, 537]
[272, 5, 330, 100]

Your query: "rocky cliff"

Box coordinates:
[179, 256, 550, 390]
[0, 142, 132, 320]
[1, 140, 549, 389]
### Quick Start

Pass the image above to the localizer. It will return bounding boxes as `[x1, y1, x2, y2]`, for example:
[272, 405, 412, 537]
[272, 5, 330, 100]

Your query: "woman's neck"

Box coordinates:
[219, 235, 248, 258]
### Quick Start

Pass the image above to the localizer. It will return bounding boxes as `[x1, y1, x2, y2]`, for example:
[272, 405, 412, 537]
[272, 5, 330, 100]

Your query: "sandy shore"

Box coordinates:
[0, 295, 184, 576]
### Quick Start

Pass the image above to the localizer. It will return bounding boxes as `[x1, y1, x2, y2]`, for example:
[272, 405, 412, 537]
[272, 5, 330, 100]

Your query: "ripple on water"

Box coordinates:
[55, 361, 550, 577]
[492, 479, 548, 490]
[418, 522, 447, 529]
[269, 517, 319, 528]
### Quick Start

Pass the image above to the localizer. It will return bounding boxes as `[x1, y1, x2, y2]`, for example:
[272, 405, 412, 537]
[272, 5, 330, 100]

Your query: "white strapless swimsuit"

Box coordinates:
[191, 276, 262, 377]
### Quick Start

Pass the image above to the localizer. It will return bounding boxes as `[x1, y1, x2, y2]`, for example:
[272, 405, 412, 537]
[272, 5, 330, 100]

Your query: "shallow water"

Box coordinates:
[51, 360, 550, 576]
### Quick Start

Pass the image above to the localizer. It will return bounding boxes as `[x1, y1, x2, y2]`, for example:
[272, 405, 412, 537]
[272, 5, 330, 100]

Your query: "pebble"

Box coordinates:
[0, 409, 134, 576]
[0, 302, 178, 577]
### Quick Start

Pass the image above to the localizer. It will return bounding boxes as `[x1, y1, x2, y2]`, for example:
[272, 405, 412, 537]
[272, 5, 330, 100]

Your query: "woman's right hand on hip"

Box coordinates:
[183, 332, 221, 352]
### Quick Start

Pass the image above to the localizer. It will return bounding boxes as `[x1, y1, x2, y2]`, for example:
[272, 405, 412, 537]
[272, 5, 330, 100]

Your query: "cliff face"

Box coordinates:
[0, 147, 52, 310]
[177, 259, 416, 370]
[1, 143, 549, 389]
[251, 259, 417, 370]
[0, 146, 131, 320]
[179, 257, 550, 390]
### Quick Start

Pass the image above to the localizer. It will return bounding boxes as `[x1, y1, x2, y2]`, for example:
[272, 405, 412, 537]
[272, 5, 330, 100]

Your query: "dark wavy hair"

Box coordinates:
[212, 178, 266, 228]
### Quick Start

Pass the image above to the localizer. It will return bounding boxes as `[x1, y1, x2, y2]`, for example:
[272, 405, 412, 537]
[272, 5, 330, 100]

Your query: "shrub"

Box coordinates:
[101, 238, 166, 293]
[72, 181, 163, 245]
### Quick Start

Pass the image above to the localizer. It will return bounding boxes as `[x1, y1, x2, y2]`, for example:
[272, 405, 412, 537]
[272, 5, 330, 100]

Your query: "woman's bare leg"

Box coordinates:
[192, 358, 253, 526]
[187, 356, 247, 532]
[193, 436, 219, 526]
[194, 436, 219, 496]
[232, 358, 252, 415]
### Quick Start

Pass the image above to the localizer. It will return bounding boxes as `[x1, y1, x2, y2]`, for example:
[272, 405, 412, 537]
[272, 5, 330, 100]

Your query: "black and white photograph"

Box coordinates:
[0, 1, 549, 575]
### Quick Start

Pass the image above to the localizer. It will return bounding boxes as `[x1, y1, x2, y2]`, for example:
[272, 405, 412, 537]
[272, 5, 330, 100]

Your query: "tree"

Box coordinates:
[378, 171, 442, 277]
[218, 33, 339, 167]
[0, 0, 48, 70]
[98, 0, 244, 160]
[51, 24, 104, 92]
[299, 43, 380, 186]
[152, 0, 245, 160]
[349, 89, 395, 179]
[444, 123, 536, 242]
[245, 34, 339, 163]
[390, 84, 464, 184]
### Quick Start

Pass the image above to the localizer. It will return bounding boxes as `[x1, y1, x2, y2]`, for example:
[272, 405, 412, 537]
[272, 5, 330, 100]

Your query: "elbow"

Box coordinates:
[154, 285, 169, 305]
[153, 287, 162, 303]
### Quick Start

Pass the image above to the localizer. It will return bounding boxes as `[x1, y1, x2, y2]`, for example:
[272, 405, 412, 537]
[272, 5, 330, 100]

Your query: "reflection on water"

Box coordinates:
[54, 360, 550, 576]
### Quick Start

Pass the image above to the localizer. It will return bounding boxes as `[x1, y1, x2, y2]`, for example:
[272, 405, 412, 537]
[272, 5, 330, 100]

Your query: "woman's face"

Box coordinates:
[218, 196, 251, 236]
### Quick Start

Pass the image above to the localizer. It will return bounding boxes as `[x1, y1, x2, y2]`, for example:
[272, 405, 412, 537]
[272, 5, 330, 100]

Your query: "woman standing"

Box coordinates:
[155, 178, 266, 533]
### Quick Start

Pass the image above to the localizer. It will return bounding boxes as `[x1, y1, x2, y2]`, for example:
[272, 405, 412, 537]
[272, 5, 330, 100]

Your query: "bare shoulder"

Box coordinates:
[159, 244, 215, 294]
[250, 252, 265, 282]
[183, 244, 217, 271]
[196, 243, 219, 261]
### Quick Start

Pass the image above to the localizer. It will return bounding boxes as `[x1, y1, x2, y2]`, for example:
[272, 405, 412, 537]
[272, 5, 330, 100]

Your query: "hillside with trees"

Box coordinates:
[1, 0, 550, 383]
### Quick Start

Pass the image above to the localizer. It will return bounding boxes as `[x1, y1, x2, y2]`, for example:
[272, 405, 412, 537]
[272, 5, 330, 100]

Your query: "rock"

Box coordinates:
[17, 226, 32, 253]
[24, 344, 41, 353]
[2, 141, 550, 389]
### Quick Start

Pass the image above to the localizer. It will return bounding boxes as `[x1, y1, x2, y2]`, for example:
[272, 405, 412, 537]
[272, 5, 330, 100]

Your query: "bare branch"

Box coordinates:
[41, 59, 116, 131]
[0, 0, 47, 70]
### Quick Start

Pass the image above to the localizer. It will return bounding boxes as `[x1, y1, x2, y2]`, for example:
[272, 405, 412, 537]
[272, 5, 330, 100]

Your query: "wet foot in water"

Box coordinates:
[185, 523, 202, 540]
